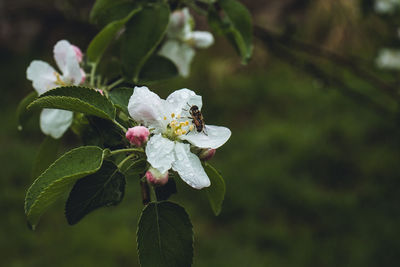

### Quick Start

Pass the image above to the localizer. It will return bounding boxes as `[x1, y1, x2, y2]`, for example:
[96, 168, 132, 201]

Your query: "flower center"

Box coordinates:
[54, 72, 67, 86]
[164, 112, 194, 139]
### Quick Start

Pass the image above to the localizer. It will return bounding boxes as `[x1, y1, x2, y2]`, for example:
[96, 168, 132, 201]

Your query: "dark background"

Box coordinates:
[2, 0, 400, 266]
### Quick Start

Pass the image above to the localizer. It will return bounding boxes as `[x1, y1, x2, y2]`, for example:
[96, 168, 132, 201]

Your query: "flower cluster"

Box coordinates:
[127, 86, 231, 189]
[159, 8, 214, 77]
[26, 40, 86, 138]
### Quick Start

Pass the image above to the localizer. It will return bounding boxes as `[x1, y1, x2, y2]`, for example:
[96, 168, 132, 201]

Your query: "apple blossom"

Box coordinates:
[128, 86, 231, 189]
[376, 48, 400, 70]
[374, 0, 400, 14]
[126, 126, 150, 147]
[26, 40, 85, 138]
[158, 8, 214, 77]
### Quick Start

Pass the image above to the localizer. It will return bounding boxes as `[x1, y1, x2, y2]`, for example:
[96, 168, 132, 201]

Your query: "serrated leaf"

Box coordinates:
[122, 3, 170, 82]
[16, 91, 38, 130]
[137, 201, 193, 267]
[27, 86, 116, 120]
[25, 146, 104, 229]
[204, 163, 225, 215]
[109, 87, 133, 114]
[31, 136, 60, 179]
[85, 116, 125, 148]
[65, 160, 125, 225]
[139, 55, 179, 83]
[215, 0, 253, 63]
[87, 7, 142, 64]
[90, 0, 137, 27]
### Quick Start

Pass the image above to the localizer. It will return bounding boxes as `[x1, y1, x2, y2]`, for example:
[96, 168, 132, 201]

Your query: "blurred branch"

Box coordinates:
[254, 25, 396, 118]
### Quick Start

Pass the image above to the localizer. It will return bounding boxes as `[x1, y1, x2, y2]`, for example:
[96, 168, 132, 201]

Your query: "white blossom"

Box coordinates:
[128, 86, 231, 189]
[159, 8, 214, 77]
[26, 40, 85, 138]
[376, 48, 400, 69]
[375, 0, 400, 14]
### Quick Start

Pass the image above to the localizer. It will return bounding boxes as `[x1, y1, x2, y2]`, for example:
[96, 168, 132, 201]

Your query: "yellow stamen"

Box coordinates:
[171, 113, 175, 118]
[175, 129, 182, 136]
[184, 121, 189, 126]
[177, 114, 181, 119]
[181, 130, 187, 135]
[54, 72, 66, 86]
[163, 116, 167, 120]
[189, 125, 194, 131]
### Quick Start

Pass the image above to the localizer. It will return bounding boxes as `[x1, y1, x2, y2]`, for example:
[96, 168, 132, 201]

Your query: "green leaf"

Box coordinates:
[90, 0, 137, 27]
[155, 179, 177, 201]
[109, 87, 133, 114]
[65, 160, 125, 225]
[31, 136, 61, 179]
[214, 0, 253, 63]
[87, 7, 142, 64]
[16, 91, 37, 130]
[139, 55, 179, 83]
[137, 201, 193, 267]
[120, 158, 147, 177]
[204, 163, 226, 215]
[27, 86, 116, 120]
[25, 146, 105, 229]
[122, 3, 170, 82]
[84, 116, 125, 148]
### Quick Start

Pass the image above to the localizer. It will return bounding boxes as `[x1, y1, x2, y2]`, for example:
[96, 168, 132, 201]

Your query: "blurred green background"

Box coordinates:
[2, 0, 400, 266]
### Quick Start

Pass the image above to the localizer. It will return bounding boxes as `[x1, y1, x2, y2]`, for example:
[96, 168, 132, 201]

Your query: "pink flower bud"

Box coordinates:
[96, 89, 104, 95]
[125, 126, 150, 147]
[146, 167, 168, 186]
[199, 148, 216, 161]
[80, 68, 86, 84]
[71, 45, 83, 63]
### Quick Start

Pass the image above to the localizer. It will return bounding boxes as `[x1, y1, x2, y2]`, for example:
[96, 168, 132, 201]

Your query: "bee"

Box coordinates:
[188, 105, 206, 134]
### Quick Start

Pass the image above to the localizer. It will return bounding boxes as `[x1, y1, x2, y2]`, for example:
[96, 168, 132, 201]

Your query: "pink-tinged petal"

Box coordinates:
[145, 134, 175, 174]
[26, 60, 57, 95]
[80, 68, 86, 84]
[167, 8, 192, 40]
[172, 142, 210, 189]
[166, 88, 202, 116]
[159, 40, 195, 77]
[40, 108, 73, 139]
[71, 45, 83, 63]
[191, 31, 214, 49]
[53, 40, 82, 85]
[128, 86, 170, 132]
[179, 125, 231, 149]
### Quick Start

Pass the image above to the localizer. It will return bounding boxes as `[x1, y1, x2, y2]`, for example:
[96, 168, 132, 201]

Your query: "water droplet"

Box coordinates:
[17, 125, 23, 131]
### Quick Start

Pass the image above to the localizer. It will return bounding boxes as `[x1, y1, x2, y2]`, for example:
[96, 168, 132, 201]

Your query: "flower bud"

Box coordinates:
[125, 126, 150, 147]
[199, 148, 216, 161]
[71, 45, 83, 63]
[96, 89, 104, 95]
[146, 167, 168, 186]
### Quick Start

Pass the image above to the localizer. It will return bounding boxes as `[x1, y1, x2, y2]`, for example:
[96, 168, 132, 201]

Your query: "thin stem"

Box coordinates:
[113, 119, 128, 132]
[90, 63, 97, 87]
[107, 78, 125, 91]
[110, 147, 144, 156]
[140, 180, 151, 205]
[117, 153, 136, 169]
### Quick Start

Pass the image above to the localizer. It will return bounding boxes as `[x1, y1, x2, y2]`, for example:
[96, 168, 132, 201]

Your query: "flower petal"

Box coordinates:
[166, 88, 202, 116]
[179, 125, 231, 149]
[40, 108, 73, 139]
[128, 86, 171, 132]
[26, 60, 57, 95]
[53, 40, 82, 85]
[191, 31, 214, 49]
[172, 142, 210, 189]
[159, 40, 195, 77]
[145, 134, 176, 174]
[167, 7, 192, 40]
